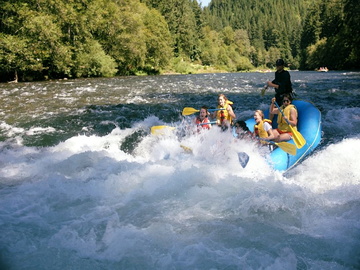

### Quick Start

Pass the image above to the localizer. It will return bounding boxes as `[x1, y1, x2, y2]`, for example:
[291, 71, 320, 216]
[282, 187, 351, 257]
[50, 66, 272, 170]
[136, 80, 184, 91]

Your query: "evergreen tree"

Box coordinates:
[0, 0, 358, 81]
[300, 0, 359, 70]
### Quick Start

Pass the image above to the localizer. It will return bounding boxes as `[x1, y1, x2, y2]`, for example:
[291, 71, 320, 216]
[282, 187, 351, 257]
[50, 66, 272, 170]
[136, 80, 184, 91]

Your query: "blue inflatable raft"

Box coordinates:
[245, 100, 322, 171]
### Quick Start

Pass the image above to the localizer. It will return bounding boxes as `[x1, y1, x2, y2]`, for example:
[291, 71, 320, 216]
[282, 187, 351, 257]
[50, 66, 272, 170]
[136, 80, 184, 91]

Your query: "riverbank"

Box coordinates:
[159, 61, 274, 76]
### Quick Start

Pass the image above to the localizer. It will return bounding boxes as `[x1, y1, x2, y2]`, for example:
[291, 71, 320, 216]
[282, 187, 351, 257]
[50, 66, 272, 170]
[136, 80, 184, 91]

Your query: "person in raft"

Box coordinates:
[234, 120, 252, 140]
[269, 94, 298, 142]
[266, 59, 293, 106]
[194, 105, 211, 131]
[253, 110, 277, 150]
[212, 94, 236, 131]
[253, 110, 276, 140]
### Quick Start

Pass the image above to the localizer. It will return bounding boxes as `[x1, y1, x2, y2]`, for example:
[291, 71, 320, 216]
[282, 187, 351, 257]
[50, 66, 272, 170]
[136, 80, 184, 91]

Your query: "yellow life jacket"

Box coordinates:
[277, 104, 297, 132]
[216, 100, 233, 124]
[254, 119, 272, 138]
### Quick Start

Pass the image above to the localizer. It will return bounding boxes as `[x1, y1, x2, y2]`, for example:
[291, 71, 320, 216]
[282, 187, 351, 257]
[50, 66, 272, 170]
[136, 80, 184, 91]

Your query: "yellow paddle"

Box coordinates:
[150, 125, 176, 135]
[275, 141, 297, 155]
[151, 120, 217, 135]
[182, 107, 224, 116]
[261, 85, 268, 96]
[260, 139, 297, 155]
[180, 145, 193, 153]
[274, 102, 306, 149]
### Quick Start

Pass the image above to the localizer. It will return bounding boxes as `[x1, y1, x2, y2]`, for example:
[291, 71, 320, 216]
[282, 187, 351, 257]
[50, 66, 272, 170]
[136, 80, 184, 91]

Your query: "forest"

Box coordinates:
[0, 0, 359, 82]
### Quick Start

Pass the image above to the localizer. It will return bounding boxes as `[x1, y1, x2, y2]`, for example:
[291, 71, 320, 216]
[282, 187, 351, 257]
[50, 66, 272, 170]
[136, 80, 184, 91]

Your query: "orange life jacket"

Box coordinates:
[195, 117, 210, 129]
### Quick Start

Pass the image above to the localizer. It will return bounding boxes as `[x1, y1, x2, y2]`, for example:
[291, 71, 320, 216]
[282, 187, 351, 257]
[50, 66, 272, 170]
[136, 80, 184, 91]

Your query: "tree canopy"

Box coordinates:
[0, 0, 358, 82]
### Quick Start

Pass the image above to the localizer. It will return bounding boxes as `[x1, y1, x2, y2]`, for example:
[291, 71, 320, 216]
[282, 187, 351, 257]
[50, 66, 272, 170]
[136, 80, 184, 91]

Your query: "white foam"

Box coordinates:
[0, 124, 359, 269]
[286, 137, 360, 195]
[0, 121, 25, 137]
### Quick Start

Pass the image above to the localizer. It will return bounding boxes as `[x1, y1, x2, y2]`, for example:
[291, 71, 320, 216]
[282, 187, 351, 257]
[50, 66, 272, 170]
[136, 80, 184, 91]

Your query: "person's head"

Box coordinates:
[199, 106, 208, 120]
[254, 110, 264, 124]
[235, 120, 249, 136]
[235, 120, 249, 131]
[218, 94, 228, 107]
[282, 94, 293, 107]
[275, 59, 285, 71]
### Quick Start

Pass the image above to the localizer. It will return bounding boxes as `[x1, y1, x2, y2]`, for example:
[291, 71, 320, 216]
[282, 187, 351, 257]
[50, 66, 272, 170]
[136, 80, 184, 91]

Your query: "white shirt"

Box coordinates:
[264, 121, 272, 132]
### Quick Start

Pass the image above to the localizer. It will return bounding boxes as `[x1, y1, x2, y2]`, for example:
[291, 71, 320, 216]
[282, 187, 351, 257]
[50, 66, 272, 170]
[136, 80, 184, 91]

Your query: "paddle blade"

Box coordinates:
[238, 152, 249, 168]
[180, 144, 193, 153]
[260, 85, 268, 96]
[151, 125, 175, 135]
[182, 107, 199, 116]
[290, 126, 306, 149]
[260, 88, 266, 96]
[276, 142, 297, 155]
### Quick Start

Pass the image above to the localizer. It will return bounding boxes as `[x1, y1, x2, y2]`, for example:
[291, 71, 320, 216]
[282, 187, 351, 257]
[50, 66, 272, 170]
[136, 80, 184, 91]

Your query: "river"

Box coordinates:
[1, 71, 359, 269]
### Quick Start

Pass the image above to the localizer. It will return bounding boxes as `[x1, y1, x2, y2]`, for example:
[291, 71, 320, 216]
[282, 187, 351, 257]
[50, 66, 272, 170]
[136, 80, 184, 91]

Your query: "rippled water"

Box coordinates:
[1, 71, 359, 269]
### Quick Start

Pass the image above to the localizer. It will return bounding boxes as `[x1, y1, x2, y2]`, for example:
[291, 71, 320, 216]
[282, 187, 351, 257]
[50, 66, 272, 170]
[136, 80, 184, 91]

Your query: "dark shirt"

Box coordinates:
[272, 69, 293, 104]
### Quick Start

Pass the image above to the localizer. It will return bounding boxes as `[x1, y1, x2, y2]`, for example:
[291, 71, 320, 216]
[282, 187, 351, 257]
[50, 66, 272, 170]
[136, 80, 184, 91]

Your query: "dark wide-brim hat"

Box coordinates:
[276, 59, 285, 66]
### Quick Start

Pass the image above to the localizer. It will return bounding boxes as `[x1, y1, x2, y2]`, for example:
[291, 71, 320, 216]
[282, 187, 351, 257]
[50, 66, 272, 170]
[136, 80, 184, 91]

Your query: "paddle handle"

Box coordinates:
[257, 137, 280, 147]
[198, 121, 217, 126]
[258, 138, 275, 145]
[208, 108, 225, 112]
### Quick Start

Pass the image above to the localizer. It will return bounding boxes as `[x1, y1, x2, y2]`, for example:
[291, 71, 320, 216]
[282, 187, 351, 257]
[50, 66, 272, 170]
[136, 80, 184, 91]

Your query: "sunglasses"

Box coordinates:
[283, 99, 290, 103]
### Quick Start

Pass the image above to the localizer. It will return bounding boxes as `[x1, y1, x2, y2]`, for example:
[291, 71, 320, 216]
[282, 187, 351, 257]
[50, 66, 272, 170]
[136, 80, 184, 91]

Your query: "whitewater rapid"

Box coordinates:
[1, 119, 359, 269]
[1, 71, 360, 269]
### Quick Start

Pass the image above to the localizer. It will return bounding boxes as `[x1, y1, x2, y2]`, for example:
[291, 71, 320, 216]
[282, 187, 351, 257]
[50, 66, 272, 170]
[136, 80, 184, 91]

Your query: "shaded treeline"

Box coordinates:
[0, 0, 358, 82]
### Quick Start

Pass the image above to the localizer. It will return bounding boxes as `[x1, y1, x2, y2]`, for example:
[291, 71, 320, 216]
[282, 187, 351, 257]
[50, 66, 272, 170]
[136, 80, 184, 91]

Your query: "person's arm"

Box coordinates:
[270, 97, 278, 114]
[287, 108, 298, 126]
[281, 107, 297, 126]
[205, 117, 212, 129]
[267, 80, 278, 89]
[227, 105, 236, 119]
[265, 122, 276, 140]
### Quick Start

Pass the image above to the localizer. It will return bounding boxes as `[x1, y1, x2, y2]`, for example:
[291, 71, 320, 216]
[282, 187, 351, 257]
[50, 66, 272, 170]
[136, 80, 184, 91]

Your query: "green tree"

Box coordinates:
[221, 26, 234, 46]
[73, 39, 117, 77]
[0, 0, 174, 80]
[207, 0, 307, 69]
[300, 0, 359, 70]
[1, 0, 358, 81]
[342, 0, 360, 68]
[234, 29, 252, 58]
[199, 26, 221, 66]
[146, 0, 202, 60]
[0, 34, 41, 81]
[142, 7, 173, 72]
